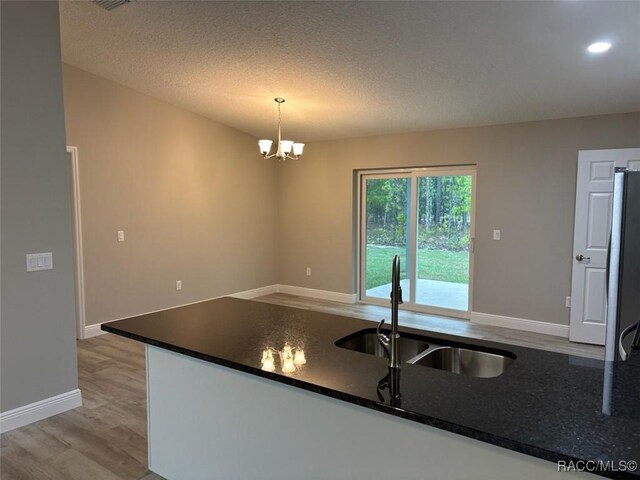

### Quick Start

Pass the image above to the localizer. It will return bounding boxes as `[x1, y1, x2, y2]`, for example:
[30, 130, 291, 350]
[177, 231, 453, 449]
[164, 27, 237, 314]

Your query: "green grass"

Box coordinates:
[365, 245, 468, 290]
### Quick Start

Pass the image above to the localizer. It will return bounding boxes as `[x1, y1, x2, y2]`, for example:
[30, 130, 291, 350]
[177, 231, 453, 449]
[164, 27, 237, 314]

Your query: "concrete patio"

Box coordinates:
[366, 278, 468, 311]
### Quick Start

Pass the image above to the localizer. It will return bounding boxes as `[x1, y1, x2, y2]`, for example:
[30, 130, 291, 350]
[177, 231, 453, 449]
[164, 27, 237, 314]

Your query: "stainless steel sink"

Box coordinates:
[335, 328, 515, 378]
[335, 329, 431, 364]
[408, 346, 514, 378]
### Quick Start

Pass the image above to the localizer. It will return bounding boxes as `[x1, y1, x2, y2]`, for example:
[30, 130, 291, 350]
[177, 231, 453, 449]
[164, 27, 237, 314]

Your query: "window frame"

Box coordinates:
[357, 165, 477, 319]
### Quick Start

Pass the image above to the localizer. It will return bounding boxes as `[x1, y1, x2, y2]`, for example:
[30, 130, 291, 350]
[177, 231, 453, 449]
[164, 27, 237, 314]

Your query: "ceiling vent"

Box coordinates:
[93, 0, 131, 11]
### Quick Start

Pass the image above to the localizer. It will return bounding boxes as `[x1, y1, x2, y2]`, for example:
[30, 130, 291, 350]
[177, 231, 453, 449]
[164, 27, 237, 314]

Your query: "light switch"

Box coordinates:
[26, 252, 53, 272]
[117, 230, 125, 242]
[493, 230, 501, 241]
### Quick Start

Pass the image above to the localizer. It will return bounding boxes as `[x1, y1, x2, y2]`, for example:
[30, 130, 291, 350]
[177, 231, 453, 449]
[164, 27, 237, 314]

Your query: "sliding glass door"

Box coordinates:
[360, 167, 475, 318]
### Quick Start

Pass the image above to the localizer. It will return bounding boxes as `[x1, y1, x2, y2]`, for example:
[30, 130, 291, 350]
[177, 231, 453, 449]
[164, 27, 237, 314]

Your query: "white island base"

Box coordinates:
[146, 346, 595, 480]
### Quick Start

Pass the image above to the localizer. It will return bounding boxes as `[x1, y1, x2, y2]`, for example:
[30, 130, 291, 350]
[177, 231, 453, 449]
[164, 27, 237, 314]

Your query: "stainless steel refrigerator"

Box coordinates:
[605, 168, 640, 361]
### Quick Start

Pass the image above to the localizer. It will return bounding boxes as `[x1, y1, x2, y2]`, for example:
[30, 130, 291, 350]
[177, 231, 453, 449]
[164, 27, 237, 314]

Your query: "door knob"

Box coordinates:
[576, 254, 591, 262]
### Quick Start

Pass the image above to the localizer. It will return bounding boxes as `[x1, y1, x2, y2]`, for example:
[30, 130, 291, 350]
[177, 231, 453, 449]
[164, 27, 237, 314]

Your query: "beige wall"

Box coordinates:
[62, 62, 639, 328]
[62, 65, 279, 327]
[277, 113, 640, 325]
[1, 1, 78, 412]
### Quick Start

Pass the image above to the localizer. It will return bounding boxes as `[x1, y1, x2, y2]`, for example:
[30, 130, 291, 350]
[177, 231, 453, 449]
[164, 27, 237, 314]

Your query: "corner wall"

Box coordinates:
[1, 1, 79, 413]
[62, 65, 279, 327]
[276, 113, 640, 325]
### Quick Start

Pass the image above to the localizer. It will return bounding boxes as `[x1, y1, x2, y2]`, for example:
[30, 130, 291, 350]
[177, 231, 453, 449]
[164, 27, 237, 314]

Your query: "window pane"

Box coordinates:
[364, 177, 410, 300]
[415, 175, 471, 311]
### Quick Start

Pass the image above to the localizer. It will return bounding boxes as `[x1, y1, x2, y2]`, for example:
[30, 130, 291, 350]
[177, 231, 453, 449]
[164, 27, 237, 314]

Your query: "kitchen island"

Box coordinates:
[102, 297, 640, 480]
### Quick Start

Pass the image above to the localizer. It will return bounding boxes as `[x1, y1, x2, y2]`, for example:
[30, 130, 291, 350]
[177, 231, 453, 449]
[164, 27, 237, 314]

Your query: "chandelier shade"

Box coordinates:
[258, 139, 273, 155]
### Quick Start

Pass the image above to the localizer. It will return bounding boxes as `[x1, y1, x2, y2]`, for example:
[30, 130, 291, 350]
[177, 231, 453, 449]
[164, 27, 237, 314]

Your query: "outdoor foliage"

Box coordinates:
[364, 175, 471, 288]
[365, 176, 472, 252]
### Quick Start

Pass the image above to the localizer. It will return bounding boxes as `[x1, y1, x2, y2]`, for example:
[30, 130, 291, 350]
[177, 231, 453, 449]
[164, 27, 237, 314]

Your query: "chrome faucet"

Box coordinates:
[377, 255, 403, 369]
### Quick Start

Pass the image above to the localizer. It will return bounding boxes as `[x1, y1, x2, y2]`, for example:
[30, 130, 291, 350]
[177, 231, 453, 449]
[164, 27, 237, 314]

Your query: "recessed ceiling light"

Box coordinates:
[587, 42, 612, 54]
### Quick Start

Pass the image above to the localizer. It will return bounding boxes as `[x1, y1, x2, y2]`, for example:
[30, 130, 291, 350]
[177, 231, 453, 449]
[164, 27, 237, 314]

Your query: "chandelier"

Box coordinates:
[258, 98, 304, 161]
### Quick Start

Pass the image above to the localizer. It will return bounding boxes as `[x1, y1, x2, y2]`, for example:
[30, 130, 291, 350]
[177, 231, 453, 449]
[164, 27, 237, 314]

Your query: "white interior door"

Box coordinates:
[569, 148, 640, 344]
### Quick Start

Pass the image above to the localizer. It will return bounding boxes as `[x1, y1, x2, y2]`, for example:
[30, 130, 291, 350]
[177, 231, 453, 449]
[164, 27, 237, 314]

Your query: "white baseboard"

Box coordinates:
[85, 284, 356, 337]
[276, 285, 357, 304]
[229, 285, 279, 300]
[84, 284, 282, 338]
[84, 323, 106, 338]
[470, 312, 569, 338]
[84, 285, 564, 339]
[0, 389, 82, 433]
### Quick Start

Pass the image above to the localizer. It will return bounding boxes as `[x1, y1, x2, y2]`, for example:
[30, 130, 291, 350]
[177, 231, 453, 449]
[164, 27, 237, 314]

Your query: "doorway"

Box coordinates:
[67, 146, 86, 340]
[359, 166, 476, 318]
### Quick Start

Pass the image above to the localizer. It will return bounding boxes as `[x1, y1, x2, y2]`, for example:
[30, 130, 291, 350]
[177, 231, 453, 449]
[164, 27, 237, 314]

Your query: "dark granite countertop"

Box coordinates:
[102, 297, 640, 479]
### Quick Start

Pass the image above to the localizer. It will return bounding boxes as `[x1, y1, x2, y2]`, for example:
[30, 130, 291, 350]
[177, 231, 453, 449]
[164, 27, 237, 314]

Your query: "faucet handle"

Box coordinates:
[389, 286, 404, 305]
[376, 318, 390, 348]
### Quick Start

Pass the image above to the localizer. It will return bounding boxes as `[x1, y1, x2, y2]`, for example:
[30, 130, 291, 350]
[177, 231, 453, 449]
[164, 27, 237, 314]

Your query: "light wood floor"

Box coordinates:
[0, 293, 603, 480]
[0, 334, 162, 480]
[255, 293, 604, 359]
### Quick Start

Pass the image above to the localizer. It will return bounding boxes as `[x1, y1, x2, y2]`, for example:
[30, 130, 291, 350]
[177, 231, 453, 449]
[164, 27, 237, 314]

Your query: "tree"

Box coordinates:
[366, 174, 471, 250]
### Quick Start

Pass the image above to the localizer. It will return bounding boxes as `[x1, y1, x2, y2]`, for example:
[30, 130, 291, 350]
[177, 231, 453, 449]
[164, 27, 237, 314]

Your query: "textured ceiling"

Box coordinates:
[59, 1, 640, 142]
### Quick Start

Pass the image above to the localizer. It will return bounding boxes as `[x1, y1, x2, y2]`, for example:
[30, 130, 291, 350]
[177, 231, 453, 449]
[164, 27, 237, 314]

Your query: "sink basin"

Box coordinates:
[335, 328, 515, 378]
[409, 346, 515, 378]
[335, 329, 431, 364]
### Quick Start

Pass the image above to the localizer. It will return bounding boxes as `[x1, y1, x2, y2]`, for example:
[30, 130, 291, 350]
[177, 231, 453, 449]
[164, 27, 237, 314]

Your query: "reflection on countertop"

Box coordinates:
[261, 344, 307, 373]
[602, 354, 640, 423]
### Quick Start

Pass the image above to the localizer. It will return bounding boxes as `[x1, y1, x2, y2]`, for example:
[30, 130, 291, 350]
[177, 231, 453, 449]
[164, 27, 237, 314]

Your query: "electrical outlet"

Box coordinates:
[306, 267, 311, 276]
[176, 280, 182, 291]
[565, 296, 571, 308]
[117, 230, 125, 242]
[493, 230, 501, 241]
